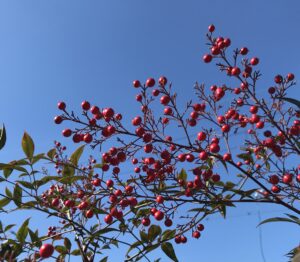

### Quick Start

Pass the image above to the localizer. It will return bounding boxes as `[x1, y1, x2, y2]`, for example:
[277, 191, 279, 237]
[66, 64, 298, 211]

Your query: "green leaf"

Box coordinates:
[162, 229, 176, 241]
[71, 249, 81, 255]
[0, 197, 11, 209]
[3, 168, 13, 179]
[93, 163, 103, 169]
[17, 180, 34, 190]
[0, 124, 6, 150]
[32, 153, 45, 164]
[4, 224, 15, 232]
[126, 240, 143, 256]
[62, 164, 75, 177]
[148, 225, 162, 242]
[99, 257, 108, 262]
[64, 238, 72, 251]
[177, 168, 187, 181]
[140, 230, 148, 243]
[47, 148, 56, 160]
[258, 217, 300, 227]
[16, 218, 30, 243]
[161, 242, 178, 262]
[55, 245, 68, 254]
[28, 228, 41, 247]
[13, 183, 22, 207]
[35, 175, 66, 187]
[70, 145, 85, 166]
[59, 175, 86, 185]
[22, 132, 35, 160]
[286, 214, 300, 224]
[278, 97, 300, 108]
[237, 153, 253, 163]
[5, 187, 12, 197]
[145, 243, 160, 254]
[94, 227, 119, 236]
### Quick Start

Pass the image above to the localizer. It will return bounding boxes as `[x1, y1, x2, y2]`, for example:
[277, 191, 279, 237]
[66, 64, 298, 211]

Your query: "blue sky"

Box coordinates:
[0, 1, 299, 261]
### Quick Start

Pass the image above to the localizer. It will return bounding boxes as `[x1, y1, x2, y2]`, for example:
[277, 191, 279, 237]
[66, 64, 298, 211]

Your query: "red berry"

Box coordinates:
[62, 129, 72, 137]
[240, 82, 248, 90]
[269, 175, 279, 185]
[249, 106, 258, 114]
[165, 218, 173, 227]
[133, 80, 141, 88]
[282, 173, 293, 184]
[190, 111, 198, 119]
[256, 121, 264, 129]
[203, 54, 212, 63]
[188, 119, 197, 127]
[223, 38, 231, 47]
[143, 133, 152, 143]
[197, 132, 206, 141]
[64, 200, 75, 208]
[197, 224, 205, 231]
[181, 235, 187, 243]
[132, 116, 142, 126]
[77, 190, 85, 199]
[250, 57, 259, 66]
[208, 24, 215, 32]
[83, 133, 93, 143]
[152, 89, 160, 96]
[211, 174, 220, 182]
[175, 236, 181, 244]
[215, 87, 225, 100]
[129, 197, 138, 206]
[240, 47, 248, 55]
[192, 231, 201, 239]
[234, 88, 241, 94]
[39, 243, 54, 258]
[144, 143, 153, 153]
[160, 95, 170, 105]
[159, 76, 168, 86]
[102, 108, 115, 118]
[105, 214, 113, 224]
[186, 154, 195, 162]
[209, 143, 220, 153]
[57, 101, 66, 110]
[125, 185, 134, 194]
[199, 151, 208, 160]
[90, 106, 100, 115]
[54, 116, 63, 124]
[274, 75, 283, 84]
[156, 195, 164, 204]
[154, 210, 164, 221]
[231, 67, 241, 76]
[146, 78, 155, 87]
[223, 153, 231, 161]
[271, 185, 280, 193]
[85, 209, 94, 218]
[51, 198, 59, 207]
[81, 101, 90, 111]
[142, 217, 150, 226]
[164, 107, 173, 115]
[92, 178, 101, 186]
[268, 87, 276, 94]
[106, 179, 114, 188]
[78, 201, 89, 210]
[178, 153, 186, 162]
[221, 124, 230, 133]
[211, 46, 220, 55]
[136, 94, 143, 102]
[287, 73, 295, 81]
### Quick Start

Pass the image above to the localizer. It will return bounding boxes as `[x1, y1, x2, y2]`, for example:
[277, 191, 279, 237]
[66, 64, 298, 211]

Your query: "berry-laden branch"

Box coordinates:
[0, 24, 299, 262]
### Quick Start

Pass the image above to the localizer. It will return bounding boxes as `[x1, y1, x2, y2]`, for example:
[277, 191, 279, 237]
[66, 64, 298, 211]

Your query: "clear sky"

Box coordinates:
[0, 1, 299, 261]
